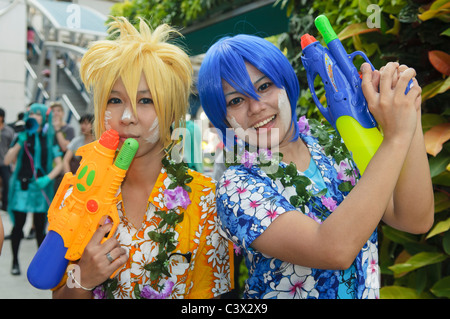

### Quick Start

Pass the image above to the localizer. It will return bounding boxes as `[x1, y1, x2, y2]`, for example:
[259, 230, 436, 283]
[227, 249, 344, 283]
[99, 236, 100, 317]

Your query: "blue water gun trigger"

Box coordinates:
[305, 70, 333, 124]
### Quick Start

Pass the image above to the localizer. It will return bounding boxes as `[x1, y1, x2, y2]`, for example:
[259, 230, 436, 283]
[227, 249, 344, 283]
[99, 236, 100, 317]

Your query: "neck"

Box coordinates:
[278, 136, 310, 172]
[123, 146, 164, 194]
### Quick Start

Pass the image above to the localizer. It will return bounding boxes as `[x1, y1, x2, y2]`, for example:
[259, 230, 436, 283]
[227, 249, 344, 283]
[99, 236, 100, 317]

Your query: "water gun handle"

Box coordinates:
[27, 231, 69, 290]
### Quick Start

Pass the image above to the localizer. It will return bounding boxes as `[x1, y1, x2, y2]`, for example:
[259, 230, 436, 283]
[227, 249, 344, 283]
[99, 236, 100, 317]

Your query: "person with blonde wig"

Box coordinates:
[53, 17, 234, 299]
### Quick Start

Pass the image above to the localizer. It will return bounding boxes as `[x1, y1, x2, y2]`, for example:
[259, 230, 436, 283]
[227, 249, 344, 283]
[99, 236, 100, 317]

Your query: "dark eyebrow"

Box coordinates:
[254, 75, 267, 85]
[224, 75, 267, 98]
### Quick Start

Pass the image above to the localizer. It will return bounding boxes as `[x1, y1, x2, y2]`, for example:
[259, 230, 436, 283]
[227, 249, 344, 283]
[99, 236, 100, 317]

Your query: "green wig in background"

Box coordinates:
[7, 103, 62, 223]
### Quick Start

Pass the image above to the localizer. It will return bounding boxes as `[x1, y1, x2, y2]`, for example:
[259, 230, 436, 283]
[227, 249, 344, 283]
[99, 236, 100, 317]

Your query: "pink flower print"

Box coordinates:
[298, 116, 311, 135]
[266, 209, 278, 220]
[164, 186, 191, 210]
[369, 258, 378, 275]
[249, 200, 259, 209]
[237, 187, 247, 194]
[290, 281, 304, 296]
[337, 160, 356, 186]
[321, 196, 337, 212]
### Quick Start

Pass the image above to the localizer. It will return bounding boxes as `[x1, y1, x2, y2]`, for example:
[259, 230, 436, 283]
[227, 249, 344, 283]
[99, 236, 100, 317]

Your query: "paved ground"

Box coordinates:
[0, 210, 51, 299]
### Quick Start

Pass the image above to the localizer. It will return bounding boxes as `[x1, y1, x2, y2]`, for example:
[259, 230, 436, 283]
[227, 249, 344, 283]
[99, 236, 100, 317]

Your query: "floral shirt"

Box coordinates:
[105, 168, 234, 299]
[216, 119, 379, 299]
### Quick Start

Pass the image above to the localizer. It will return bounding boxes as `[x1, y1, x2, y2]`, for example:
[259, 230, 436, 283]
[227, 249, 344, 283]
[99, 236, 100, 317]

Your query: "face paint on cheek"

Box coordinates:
[145, 118, 159, 144]
[104, 110, 112, 130]
[278, 89, 291, 132]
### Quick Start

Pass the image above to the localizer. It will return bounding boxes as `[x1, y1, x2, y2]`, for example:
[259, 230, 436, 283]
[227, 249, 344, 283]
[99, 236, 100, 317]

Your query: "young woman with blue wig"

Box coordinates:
[197, 34, 434, 299]
[5, 103, 63, 275]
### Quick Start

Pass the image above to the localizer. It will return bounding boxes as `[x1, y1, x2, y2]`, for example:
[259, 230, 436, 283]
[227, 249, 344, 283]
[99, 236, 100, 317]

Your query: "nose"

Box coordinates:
[248, 97, 266, 116]
[120, 106, 137, 125]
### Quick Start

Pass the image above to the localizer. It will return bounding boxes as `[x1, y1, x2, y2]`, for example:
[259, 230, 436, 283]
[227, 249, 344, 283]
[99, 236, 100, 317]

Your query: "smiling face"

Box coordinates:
[223, 63, 293, 149]
[105, 72, 163, 157]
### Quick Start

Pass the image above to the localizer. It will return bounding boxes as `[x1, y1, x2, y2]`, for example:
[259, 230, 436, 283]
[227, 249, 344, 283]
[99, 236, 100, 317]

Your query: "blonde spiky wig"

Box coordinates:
[80, 17, 193, 148]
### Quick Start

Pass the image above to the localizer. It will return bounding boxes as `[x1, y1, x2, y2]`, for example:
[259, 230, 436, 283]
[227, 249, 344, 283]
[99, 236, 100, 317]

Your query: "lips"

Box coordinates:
[119, 134, 139, 143]
[252, 115, 276, 129]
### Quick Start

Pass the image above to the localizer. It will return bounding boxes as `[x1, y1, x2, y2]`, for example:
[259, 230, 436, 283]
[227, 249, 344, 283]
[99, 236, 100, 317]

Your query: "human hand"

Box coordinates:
[35, 175, 51, 189]
[76, 222, 128, 289]
[17, 132, 27, 147]
[381, 64, 422, 116]
[361, 62, 422, 144]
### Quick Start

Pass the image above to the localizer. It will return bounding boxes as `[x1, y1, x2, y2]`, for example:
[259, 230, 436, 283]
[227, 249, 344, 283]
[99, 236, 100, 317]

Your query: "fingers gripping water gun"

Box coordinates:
[301, 15, 413, 174]
[27, 129, 139, 290]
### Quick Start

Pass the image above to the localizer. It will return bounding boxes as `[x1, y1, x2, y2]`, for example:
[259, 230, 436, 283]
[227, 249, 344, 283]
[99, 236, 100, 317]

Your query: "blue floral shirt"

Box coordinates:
[216, 120, 379, 299]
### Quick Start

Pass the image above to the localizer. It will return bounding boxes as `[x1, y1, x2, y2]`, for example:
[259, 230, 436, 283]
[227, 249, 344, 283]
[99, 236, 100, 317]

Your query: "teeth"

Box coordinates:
[253, 115, 275, 129]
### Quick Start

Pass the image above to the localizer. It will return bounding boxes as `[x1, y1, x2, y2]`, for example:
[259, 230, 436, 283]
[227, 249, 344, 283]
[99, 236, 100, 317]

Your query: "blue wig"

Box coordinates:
[197, 34, 300, 149]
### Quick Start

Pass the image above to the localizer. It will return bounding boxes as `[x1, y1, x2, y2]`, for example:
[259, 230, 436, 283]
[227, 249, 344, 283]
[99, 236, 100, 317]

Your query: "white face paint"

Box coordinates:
[121, 108, 132, 121]
[145, 118, 159, 144]
[277, 89, 292, 135]
[104, 110, 112, 130]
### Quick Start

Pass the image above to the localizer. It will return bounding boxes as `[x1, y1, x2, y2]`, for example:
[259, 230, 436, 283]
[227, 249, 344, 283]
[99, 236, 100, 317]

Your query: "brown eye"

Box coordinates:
[107, 98, 122, 104]
[227, 97, 244, 108]
[258, 82, 272, 92]
[139, 98, 153, 104]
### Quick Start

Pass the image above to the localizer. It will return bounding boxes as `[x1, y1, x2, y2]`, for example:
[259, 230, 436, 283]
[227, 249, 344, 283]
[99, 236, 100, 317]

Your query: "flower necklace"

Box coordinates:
[94, 145, 193, 299]
[225, 116, 359, 222]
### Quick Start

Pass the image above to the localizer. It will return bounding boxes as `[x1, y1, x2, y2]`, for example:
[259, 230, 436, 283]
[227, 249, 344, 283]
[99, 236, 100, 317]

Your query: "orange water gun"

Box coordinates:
[27, 129, 139, 289]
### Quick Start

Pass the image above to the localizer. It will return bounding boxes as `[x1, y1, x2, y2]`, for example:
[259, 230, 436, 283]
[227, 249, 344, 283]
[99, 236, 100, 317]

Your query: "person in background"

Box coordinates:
[50, 102, 75, 153]
[8, 111, 25, 133]
[50, 102, 74, 191]
[27, 26, 35, 61]
[197, 34, 434, 299]
[4, 103, 63, 275]
[63, 113, 95, 174]
[0, 108, 15, 212]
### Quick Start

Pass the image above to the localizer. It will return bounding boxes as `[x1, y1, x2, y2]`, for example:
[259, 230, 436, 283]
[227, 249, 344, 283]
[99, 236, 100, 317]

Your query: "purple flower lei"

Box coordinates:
[140, 280, 175, 299]
[164, 186, 191, 210]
